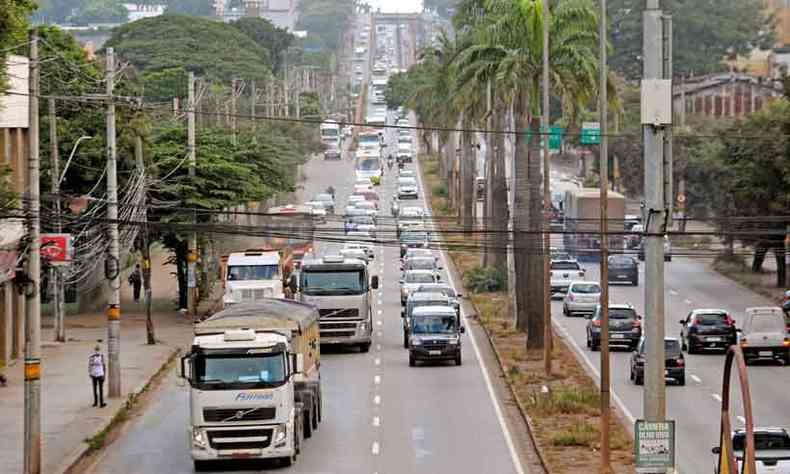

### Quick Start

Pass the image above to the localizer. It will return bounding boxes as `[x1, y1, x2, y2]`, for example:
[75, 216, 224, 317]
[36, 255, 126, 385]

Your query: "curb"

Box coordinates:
[56, 347, 182, 474]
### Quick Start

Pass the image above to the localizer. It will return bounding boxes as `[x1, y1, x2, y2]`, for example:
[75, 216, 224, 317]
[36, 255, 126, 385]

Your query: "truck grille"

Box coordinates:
[207, 428, 273, 450]
[320, 321, 358, 330]
[318, 308, 360, 318]
[240, 288, 272, 300]
[321, 330, 356, 338]
[421, 343, 448, 351]
[203, 407, 276, 423]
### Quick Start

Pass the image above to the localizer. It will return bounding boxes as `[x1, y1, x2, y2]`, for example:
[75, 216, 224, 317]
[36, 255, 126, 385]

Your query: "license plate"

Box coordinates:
[759, 351, 773, 357]
[707, 337, 722, 342]
[617, 275, 627, 279]
[611, 334, 625, 339]
[428, 350, 441, 356]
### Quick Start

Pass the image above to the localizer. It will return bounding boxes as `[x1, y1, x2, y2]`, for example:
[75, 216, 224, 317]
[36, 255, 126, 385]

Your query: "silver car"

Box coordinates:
[400, 269, 440, 305]
[562, 281, 601, 317]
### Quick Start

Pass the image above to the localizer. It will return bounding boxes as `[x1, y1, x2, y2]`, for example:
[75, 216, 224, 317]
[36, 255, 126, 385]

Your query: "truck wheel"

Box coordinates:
[303, 407, 312, 439]
[300, 393, 314, 439]
[409, 354, 416, 367]
[311, 398, 319, 430]
[193, 460, 210, 472]
[403, 334, 408, 349]
[359, 342, 371, 353]
[316, 387, 322, 423]
[455, 353, 462, 366]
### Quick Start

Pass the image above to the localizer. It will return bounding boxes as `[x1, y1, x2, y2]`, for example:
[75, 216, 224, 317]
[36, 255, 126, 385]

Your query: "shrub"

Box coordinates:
[464, 266, 506, 293]
[433, 182, 448, 197]
[550, 421, 599, 447]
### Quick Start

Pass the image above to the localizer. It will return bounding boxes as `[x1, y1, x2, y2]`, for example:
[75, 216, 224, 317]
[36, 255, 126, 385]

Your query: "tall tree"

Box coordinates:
[0, 0, 35, 93]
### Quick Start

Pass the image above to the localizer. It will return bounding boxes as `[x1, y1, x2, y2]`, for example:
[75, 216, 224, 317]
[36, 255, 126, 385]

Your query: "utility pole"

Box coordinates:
[24, 30, 42, 474]
[135, 135, 155, 345]
[598, 0, 611, 471]
[187, 71, 197, 316]
[231, 78, 238, 146]
[643, 0, 668, 424]
[250, 80, 256, 132]
[106, 47, 122, 399]
[541, 0, 552, 376]
[48, 98, 65, 342]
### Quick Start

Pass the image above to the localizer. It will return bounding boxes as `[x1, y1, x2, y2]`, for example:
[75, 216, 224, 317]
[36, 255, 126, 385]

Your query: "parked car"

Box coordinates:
[630, 337, 685, 386]
[562, 281, 602, 317]
[608, 255, 639, 286]
[739, 307, 790, 365]
[679, 309, 737, 353]
[550, 260, 585, 297]
[586, 303, 642, 351]
[712, 427, 790, 474]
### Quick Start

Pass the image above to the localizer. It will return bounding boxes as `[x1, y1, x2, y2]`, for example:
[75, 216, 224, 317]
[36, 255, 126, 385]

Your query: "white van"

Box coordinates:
[740, 307, 789, 365]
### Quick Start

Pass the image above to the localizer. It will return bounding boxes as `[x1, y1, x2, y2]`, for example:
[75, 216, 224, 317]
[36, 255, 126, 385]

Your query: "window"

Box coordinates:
[228, 265, 279, 281]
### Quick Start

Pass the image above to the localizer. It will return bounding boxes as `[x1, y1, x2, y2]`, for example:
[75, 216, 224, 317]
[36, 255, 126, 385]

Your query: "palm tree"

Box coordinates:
[458, 0, 600, 348]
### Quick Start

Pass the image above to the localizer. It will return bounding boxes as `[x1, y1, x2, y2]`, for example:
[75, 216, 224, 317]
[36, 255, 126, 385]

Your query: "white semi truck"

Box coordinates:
[180, 299, 321, 470]
[297, 254, 379, 352]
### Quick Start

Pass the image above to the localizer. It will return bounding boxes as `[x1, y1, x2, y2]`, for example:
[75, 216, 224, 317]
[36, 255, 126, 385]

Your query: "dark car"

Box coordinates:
[608, 255, 639, 286]
[408, 306, 464, 366]
[630, 337, 685, 386]
[586, 303, 642, 351]
[401, 292, 453, 348]
[679, 309, 737, 353]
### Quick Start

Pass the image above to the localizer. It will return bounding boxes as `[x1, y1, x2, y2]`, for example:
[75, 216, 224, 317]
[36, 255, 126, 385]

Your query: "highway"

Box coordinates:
[84, 15, 527, 474]
[548, 177, 790, 474]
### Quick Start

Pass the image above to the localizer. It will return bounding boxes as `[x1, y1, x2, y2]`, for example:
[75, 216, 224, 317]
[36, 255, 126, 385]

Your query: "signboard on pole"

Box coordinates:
[634, 420, 675, 472]
[40, 233, 73, 266]
[549, 126, 564, 153]
[581, 121, 601, 145]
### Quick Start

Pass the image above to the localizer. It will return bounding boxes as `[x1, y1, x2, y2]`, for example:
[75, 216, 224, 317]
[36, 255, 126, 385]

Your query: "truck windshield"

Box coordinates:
[302, 270, 366, 295]
[195, 353, 286, 389]
[412, 315, 457, 334]
[228, 265, 279, 281]
[357, 157, 381, 171]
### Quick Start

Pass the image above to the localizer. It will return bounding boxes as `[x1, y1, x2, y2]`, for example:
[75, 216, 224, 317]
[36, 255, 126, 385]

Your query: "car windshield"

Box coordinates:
[351, 216, 375, 225]
[406, 259, 435, 270]
[301, 269, 365, 295]
[357, 158, 381, 171]
[552, 262, 580, 270]
[664, 340, 681, 357]
[195, 352, 286, 389]
[411, 314, 457, 334]
[694, 313, 727, 326]
[406, 272, 435, 283]
[571, 283, 601, 294]
[416, 285, 455, 297]
[747, 313, 785, 333]
[398, 177, 417, 185]
[609, 256, 635, 267]
[733, 432, 790, 451]
[228, 265, 279, 281]
[402, 232, 428, 242]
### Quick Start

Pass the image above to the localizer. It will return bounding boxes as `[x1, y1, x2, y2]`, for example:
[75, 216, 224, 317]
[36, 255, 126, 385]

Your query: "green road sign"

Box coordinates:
[581, 121, 601, 145]
[634, 420, 675, 472]
[525, 126, 564, 153]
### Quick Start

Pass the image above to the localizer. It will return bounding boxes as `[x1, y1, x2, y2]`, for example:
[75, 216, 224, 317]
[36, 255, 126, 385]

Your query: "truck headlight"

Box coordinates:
[192, 428, 208, 449]
[411, 337, 421, 346]
[359, 322, 367, 333]
[273, 424, 288, 447]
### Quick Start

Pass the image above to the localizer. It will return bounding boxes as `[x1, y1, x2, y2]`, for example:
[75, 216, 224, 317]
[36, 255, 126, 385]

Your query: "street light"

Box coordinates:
[58, 135, 93, 187]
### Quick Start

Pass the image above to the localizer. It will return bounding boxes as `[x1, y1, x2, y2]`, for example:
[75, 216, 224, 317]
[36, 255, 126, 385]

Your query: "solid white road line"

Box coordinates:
[414, 157, 525, 474]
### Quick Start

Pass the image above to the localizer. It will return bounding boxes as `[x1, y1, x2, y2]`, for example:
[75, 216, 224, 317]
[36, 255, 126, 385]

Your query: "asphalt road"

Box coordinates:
[549, 177, 790, 474]
[85, 17, 523, 474]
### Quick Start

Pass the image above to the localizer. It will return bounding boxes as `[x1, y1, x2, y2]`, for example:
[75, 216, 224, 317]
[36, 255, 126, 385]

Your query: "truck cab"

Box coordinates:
[298, 255, 379, 352]
[223, 250, 284, 306]
[407, 305, 464, 367]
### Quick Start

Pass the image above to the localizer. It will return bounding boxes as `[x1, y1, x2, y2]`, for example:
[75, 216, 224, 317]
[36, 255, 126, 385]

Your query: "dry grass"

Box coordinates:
[419, 153, 635, 473]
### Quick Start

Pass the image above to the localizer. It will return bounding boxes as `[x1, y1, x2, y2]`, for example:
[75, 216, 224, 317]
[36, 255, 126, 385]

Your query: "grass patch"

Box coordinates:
[528, 386, 600, 417]
[551, 421, 599, 447]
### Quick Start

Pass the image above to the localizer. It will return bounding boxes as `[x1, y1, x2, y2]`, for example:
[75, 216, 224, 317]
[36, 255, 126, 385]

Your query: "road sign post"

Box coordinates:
[634, 420, 675, 473]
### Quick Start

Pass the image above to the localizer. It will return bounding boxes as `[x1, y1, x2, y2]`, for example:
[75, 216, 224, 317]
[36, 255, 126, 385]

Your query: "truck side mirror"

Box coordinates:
[296, 353, 304, 374]
[180, 354, 192, 382]
[371, 275, 379, 289]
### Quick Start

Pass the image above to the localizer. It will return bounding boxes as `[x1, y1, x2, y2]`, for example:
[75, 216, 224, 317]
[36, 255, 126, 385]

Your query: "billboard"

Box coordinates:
[0, 55, 30, 129]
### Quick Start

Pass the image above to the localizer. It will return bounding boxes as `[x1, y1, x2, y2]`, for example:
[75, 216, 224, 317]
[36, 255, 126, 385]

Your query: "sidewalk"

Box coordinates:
[0, 250, 195, 474]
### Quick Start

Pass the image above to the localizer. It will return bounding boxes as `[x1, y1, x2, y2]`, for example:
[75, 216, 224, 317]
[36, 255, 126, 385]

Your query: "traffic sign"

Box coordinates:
[634, 420, 675, 472]
[549, 126, 564, 153]
[581, 121, 601, 145]
[40, 233, 73, 266]
[676, 193, 686, 204]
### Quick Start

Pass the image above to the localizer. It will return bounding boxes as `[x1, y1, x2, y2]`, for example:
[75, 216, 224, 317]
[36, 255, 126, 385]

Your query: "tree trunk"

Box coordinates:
[492, 97, 508, 271]
[775, 246, 786, 288]
[513, 93, 531, 333]
[460, 127, 475, 231]
[176, 240, 188, 310]
[142, 239, 155, 344]
[752, 243, 767, 272]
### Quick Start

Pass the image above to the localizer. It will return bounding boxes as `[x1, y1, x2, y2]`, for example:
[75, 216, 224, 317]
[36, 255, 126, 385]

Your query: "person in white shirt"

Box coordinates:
[88, 345, 106, 407]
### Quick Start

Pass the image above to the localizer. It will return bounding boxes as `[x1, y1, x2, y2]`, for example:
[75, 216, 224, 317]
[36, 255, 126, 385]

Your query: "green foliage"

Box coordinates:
[78, 0, 128, 23]
[0, 165, 16, 212]
[463, 265, 506, 293]
[384, 72, 413, 110]
[230, 17, 294, 75]
[296, 0, 355, 52]
[299, 91, 321, 118]
[0, 0, 35, 93]
[608, 0, 773, 79]
[433, 182, 448, 198]
[139, 67, 189, 100]
[103, 14, 272, 83]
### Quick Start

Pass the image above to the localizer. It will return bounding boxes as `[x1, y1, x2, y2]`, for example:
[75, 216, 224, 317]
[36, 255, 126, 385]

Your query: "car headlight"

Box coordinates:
[273, 424, 288, 447]
[448, 337, 459, 345]
[410, 337, 421, 345]
[192, 428, 208, 449]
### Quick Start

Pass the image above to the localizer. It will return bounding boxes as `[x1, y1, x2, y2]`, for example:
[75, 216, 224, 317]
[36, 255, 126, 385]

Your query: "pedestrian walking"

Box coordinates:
[89, 345, 106, 407]
[128, 264, 142, 302]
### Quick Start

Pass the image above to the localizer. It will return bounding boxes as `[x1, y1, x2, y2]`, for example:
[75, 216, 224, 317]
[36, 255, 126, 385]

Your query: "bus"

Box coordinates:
[355, 149, 383, 181]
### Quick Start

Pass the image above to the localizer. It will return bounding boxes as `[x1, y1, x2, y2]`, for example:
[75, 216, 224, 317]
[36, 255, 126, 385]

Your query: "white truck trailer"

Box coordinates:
[180, 299, 321, 470]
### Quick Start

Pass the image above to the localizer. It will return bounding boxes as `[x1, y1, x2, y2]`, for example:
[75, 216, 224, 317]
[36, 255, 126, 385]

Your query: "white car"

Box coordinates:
[562, 281, 602, 317]
[344, 241, 375, 260]
[550, 259, 585, 297]
[400, 206, 424, 218]
[400, 269, 441, 305]
[397, 177, 418, 199]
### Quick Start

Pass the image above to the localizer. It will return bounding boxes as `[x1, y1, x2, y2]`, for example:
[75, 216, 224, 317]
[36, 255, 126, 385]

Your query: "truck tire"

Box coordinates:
[193, 460, 210, 472]
[403, 334, 408, 348]
[303, 407, 312, 439]
[409, 353, 416, 367]
[359, 342, 371, 353]
[299, 392, 314, 439]
[455, 353, 462, 366]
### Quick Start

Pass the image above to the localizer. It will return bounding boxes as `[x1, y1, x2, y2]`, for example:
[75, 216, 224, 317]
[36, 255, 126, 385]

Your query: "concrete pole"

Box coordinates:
[250, 80, 256, 132]
[48, 98, 65, 342]
[135, 136, 155, 345]
[231, 79, 238, 146]
[24, 31, 42, 474]
[105, 47, 122, 399]
[187, 72, 197, 315]
[598, 0, 611, 470]
[643, 0, 667, 424]
[541, 0, 552, 376]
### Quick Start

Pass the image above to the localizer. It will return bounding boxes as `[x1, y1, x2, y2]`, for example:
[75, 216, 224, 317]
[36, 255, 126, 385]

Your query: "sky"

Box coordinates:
[365, 0, 423, 14]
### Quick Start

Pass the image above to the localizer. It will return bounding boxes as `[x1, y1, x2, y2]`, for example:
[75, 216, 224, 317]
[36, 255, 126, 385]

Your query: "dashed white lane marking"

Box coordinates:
[374, 395, 381, 405]
[669, 289, 679, 296]
[377, 320, 383, 326]
[376, 343, 381, 351]
[374, 357, 381, 366]
[684, 298, 693, 305]
[374, 375, 381, 385]
[690, 374, 702, 384]
[712, 393, 723, 403]
[371, 441, 380, 455]
[377, 309, 382, 315]
[377, 331, 382, 337]
[373, 416, 381, 427]
[737, 416, 746, 425]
